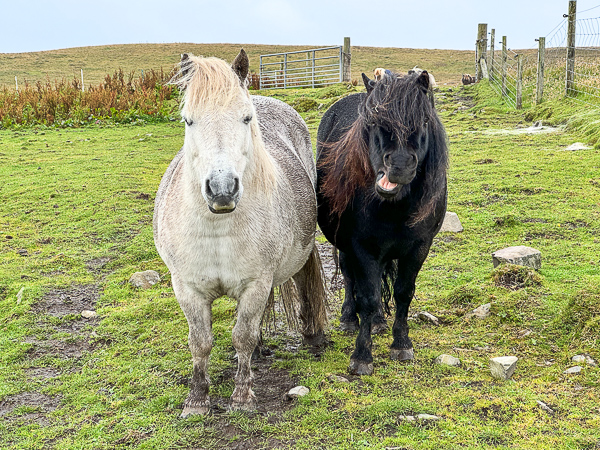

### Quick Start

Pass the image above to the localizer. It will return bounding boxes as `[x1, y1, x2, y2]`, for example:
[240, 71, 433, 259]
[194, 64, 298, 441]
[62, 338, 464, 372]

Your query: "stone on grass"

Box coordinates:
[286, 386, 309, 399]
[464, 303, 491, 320]
[129, 270, 160, 289]
[537, 400, 554, 415]
[573, 354, 598, 367]
[434, 354, 461, 367]
[416, 414, 441, 421]
[81, 310, 97, 319]
[398, 415, 416, 422]
[16, 287, 24, 305]
[565, 142, 591, 151]
[440, 211, 463, 232]
[328, 374, 350, 383]
[585, 355, 597, 367]
[564, 366, 582, 374]
[490, 356, 518, 380]
[416, 311, 439, 325]
[492, 246, 541, 270]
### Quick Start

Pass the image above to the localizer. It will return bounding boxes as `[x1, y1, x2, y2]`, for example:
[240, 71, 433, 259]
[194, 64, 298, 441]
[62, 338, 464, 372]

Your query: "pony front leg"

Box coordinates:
[230, 280, 271, 411]
[173, 279, 214, 417]
[346, 254, 382, 376]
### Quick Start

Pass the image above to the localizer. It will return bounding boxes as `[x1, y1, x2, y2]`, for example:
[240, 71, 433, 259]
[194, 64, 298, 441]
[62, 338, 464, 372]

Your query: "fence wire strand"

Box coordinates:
[487, 12, 600, 109]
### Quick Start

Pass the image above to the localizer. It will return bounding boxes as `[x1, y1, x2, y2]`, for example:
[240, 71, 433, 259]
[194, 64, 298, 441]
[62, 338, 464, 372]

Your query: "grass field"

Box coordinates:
[0, 43, 475, 89]
[1, 57, 600, 448]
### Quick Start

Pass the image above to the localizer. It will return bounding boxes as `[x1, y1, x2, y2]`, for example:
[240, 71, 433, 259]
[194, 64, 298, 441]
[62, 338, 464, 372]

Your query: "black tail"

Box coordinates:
[381, 260, 398, 315]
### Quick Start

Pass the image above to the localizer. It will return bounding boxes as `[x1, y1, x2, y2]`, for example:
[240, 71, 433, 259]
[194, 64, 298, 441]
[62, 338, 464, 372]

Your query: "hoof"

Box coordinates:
[229, 399, 257, 412]
[339, 321, 359, 333]
[348, 359, 374, 376]
[302, 330, 327, 347]
[181, 400, 210, 417]
[371, 321, 389, 335]
[390, 348, 414, 361]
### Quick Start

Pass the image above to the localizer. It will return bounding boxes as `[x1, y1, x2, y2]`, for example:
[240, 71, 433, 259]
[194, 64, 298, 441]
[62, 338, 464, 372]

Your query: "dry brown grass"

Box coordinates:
[0, 43, 475, 89]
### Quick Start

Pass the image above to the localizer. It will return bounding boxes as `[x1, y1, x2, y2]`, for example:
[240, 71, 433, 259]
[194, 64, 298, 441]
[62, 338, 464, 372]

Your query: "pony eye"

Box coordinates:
[184, 117, 194, 126]
[243, 115, 252, 124]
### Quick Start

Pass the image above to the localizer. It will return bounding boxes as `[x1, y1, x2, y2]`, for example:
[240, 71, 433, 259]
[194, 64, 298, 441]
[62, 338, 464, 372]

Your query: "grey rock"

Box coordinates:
[465, 303, 491, 319]
[81, 310, 97, 319]
[572, 355, 586, 364]
[564, 366, 582, 374]
[16, 287, 24, 304]
[440, 211, 463, 232]
[537, 400, 554, 414]
[434, 354, 461, 367]
[286, 386, 309, 399]
[565, 142, 591, 151]
[490, 356, 518, 380]
[416, 311, 439, 325]
[416, 414, 441, 421]
[129, 270, 160, 289]
[398, 415, 416, 422]
[585, 355, 597, 367]
[492, 246, 541, 270]
[328, 374, 350, 383]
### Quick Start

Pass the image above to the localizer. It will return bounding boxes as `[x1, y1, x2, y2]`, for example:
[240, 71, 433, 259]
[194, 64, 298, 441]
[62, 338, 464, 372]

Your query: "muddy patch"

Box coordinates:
[32, 284, 99, 317]
[85, 257, 111, 273]
[25, 367, 61, 380]
[0, 392, 61, 426]
[24, 337, 92, 359]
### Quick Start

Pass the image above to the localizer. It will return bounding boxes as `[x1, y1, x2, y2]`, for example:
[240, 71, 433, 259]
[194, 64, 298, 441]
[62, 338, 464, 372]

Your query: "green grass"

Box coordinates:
[1, 82, 600, 449]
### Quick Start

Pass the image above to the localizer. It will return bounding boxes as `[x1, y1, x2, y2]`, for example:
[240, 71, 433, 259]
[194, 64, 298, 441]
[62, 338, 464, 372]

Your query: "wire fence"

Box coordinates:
[485, 2, 600, 109]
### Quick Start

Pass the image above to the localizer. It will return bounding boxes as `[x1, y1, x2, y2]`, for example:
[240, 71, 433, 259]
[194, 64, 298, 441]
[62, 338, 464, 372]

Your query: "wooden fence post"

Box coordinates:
[566, 0, 577, 97]
[342, 37, 351, 82]
[476, 24, 488, 80]
[536, 37, 545, 104]
[516, 54, 523, 109]
[501, 36, 508, 98]
[489, 28, 496, 81]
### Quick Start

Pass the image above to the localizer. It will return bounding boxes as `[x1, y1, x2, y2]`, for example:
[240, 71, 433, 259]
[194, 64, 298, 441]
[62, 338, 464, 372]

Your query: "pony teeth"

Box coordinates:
[378, 175, 398, 191]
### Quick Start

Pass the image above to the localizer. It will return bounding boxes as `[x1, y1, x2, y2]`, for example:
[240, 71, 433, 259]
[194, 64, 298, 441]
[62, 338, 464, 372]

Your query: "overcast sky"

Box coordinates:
[2, 0, 600, 53]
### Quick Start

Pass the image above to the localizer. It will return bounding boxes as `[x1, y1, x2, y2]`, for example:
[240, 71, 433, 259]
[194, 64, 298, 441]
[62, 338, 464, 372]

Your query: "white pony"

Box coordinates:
[154, 50, 327, 416]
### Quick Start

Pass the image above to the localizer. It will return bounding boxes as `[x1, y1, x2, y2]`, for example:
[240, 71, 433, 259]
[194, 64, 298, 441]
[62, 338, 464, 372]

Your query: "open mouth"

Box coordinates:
[375, 172, 400, 197]
[208, 201, 236, 214]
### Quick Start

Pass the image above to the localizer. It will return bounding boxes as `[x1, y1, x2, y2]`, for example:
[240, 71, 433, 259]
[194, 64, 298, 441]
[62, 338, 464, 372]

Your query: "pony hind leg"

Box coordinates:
[230, 279, 272, 411]
[292, 245, 328, 347]
[172, 278, 214, 417]
[339, 251, 387, 334]
[339, 251, 359, 332]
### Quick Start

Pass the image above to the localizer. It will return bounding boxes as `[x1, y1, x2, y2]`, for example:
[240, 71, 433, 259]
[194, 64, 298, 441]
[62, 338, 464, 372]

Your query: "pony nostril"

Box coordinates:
[232, 177, 240, 195]
[205, 179, 213, 197]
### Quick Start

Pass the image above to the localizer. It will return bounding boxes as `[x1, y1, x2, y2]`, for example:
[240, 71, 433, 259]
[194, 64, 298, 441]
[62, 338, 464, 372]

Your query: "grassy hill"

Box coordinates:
[0, 43, 475, 89]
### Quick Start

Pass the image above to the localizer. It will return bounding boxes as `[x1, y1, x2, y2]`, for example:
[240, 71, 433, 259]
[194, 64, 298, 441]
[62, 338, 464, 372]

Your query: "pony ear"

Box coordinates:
[180, 53, 191, 77]
[361, 73, 375, 95]
[416, 70, 430, 92]
[232, 49, 250, 85]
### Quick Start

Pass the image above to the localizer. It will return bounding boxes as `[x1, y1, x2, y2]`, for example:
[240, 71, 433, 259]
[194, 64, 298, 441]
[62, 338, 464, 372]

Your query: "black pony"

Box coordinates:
[316, 70, 448, 375]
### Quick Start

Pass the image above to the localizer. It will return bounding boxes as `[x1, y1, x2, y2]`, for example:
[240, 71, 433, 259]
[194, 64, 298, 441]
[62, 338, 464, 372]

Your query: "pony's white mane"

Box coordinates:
[170, 54, 278, 196]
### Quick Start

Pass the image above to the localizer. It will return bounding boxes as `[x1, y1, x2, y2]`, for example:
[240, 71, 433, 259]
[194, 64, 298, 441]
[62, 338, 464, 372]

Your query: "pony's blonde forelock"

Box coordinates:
[171, 55, 245, 117]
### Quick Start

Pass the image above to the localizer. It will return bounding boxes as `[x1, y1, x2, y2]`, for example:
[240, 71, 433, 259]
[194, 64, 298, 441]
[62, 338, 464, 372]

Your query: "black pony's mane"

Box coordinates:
[319, 71, 448, 224]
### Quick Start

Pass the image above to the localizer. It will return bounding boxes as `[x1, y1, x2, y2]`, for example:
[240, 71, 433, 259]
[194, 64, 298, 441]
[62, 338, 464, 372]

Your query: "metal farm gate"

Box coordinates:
[259, 46, 344, 89]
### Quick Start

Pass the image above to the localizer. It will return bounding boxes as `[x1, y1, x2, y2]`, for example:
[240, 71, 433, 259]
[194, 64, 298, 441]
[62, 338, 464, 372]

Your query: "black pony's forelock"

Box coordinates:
[358, 72, 436, 145]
